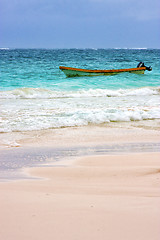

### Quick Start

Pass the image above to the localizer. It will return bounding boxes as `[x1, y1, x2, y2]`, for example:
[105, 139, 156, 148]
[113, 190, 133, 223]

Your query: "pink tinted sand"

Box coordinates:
[0, 152, 160, 240]
[0, 124, 160, 240]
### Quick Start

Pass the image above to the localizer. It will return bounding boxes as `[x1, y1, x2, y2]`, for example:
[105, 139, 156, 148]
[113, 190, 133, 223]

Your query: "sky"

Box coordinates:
[0, 0, 160, 48]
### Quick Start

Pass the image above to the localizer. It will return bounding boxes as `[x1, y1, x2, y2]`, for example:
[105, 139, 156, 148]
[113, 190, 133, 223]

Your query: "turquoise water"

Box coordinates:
[0, 48, 160, 132]
[1, 48, 160, 91]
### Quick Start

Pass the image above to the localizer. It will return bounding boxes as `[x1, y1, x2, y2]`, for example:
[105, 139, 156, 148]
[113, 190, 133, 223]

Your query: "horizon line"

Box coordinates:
[1, 47, 160, 50]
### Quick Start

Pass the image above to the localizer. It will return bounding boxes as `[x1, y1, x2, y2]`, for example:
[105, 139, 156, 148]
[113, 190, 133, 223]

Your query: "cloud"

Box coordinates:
[1, 0, 159, 21]
[1, 0, 159, 28]
[0, 0, 159, 48]
[8, 1, 158, 25]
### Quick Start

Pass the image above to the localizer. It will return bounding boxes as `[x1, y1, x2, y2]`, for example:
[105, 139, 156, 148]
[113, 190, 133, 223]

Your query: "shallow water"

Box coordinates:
[1, 142, 160, 181]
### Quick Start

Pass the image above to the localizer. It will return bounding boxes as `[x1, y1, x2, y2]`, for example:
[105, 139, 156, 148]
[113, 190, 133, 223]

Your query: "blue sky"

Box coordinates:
[0, 0, 160, 48]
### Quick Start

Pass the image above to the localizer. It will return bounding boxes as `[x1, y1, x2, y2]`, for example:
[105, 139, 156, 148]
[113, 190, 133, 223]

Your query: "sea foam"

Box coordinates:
[0, 87, 159, 99]
[0, 86, 159, 132]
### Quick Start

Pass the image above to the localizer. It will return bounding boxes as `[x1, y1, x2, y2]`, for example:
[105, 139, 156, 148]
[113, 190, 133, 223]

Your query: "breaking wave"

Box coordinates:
[0, 86, 160, 132]
[0, 87, 159, 99]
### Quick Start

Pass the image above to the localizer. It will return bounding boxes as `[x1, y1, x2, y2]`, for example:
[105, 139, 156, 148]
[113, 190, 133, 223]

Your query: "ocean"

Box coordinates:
[0, 48, 160, 133]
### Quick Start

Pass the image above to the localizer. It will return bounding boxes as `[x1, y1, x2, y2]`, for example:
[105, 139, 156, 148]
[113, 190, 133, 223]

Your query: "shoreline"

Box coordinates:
[0, 124, 160, 239]
[0, 141, 160, 181]
[0, 123, 160, 181]
[0, 120, 160, 149]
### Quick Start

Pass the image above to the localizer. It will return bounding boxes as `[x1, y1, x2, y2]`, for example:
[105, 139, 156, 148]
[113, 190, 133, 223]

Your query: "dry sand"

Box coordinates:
[0, 152, 160, 240]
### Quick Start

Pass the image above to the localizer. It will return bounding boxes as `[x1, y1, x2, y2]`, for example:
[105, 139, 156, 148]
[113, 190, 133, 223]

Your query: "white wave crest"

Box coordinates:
[1, 86, 159, 132]
[0, 107, 160, 133]
[0, 48, 9, 50]
[0, 87, 159, 99]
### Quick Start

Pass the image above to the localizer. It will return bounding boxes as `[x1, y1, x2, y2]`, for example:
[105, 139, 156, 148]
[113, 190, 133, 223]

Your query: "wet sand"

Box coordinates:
[1, 121, 160, 148]
[0, 125, 160, 240]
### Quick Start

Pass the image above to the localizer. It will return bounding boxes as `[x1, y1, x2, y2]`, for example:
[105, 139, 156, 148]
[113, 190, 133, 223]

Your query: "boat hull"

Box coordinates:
[59, 66, 146, 77]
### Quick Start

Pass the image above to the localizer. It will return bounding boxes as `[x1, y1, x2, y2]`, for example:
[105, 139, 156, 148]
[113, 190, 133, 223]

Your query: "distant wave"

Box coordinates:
[0, 48, 9, 50]
[114, 47, 148, 50]
[0, 87, 159, 99]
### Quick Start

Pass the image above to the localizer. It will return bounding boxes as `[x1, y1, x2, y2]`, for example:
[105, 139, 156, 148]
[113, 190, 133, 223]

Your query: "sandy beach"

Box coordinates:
[0, 124, 160, 240]
[0, 152, 160, 240]
[1, 22, 160, 240]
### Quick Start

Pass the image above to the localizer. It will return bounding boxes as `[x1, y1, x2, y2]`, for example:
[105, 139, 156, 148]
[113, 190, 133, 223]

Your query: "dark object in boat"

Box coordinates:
[137, 62, 152, 71]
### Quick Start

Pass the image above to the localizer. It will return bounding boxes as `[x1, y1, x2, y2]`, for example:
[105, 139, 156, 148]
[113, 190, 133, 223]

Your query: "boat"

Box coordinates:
[59, 62, 152, 77]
